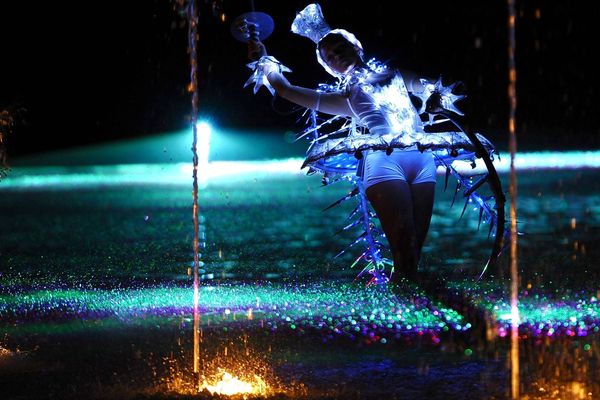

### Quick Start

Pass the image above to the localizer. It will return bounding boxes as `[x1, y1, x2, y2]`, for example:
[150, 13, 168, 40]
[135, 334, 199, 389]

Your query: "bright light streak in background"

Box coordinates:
[2, 150, 600, 189]
[450, 150, 600, 173]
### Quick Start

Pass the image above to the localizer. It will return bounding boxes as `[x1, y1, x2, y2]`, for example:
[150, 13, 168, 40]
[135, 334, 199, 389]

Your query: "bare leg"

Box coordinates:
[366, 180, 436, 282]
[366, 180, 418, 281]
[410, 182, 436, 262]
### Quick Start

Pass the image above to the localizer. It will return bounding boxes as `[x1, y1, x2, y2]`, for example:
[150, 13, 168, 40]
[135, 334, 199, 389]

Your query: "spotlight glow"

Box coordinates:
[196, 121, 212, 186]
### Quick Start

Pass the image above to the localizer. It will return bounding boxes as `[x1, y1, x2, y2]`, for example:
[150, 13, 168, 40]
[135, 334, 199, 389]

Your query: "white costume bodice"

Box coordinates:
[345, 71, 424, 137]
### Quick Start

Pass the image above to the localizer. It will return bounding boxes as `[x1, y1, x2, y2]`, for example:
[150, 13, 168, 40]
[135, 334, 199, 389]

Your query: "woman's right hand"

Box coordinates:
[247, 40, 267, 61]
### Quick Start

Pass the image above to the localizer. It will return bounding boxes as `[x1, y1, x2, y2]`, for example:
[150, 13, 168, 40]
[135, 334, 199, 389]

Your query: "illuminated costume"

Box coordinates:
[245, 4, 507, 283]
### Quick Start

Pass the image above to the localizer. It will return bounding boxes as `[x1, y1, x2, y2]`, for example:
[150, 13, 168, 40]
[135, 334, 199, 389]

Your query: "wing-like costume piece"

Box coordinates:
[298, 72, 510, 282]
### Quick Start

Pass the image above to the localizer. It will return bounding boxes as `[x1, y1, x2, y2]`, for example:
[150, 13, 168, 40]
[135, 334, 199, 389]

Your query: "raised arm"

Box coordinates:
[247, 40, 354, 117]
[266, 71, 353, 117]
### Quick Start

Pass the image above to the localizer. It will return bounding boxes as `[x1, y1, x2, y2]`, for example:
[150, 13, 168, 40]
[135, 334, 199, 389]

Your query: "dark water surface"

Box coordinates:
[1, 164, 598, 399]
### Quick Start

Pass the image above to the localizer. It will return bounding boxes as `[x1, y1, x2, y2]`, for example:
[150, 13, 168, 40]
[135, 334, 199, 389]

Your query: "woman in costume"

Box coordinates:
[243, 4, 502, 284]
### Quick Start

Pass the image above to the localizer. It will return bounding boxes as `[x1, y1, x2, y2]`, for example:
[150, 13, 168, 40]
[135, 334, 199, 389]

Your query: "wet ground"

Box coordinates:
[1, 160, 599, 399]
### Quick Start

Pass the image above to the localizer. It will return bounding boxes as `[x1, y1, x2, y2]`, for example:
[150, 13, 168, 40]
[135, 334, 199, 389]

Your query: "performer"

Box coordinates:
[242, 4, 500, 285]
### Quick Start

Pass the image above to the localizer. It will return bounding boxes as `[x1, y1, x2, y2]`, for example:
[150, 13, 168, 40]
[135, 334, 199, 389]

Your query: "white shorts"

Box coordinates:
[363, 150, 437, 190]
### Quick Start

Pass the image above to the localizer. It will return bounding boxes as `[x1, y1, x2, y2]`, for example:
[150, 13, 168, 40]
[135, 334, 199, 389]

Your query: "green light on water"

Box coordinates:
[1, 283, 466, 339]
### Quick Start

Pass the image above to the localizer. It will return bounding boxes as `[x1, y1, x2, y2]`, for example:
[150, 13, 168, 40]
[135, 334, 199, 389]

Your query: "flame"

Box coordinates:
[0, 346, 13, 358]
[201, 370, 267, 396]
[523, 381, 593, 400]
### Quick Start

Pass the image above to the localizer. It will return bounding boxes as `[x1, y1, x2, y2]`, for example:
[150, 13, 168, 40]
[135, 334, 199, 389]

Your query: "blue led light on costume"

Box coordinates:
[245, 56, 292, 95]
[413, 77, 466, 117]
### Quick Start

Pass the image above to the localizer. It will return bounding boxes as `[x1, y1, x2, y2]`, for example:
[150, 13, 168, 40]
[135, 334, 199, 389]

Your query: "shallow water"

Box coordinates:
[0, 162, 599, 399]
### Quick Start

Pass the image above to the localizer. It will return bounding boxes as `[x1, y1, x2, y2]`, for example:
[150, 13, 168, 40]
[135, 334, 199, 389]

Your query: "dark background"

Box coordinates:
[1, 0, 598, 159]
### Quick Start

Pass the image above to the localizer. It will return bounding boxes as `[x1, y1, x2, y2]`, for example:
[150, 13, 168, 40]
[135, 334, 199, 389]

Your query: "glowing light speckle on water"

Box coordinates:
[1, 283, 598, 340]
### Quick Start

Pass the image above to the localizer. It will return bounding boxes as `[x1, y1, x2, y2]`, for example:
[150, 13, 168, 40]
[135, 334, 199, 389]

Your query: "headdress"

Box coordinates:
[291, 3, 363, 77]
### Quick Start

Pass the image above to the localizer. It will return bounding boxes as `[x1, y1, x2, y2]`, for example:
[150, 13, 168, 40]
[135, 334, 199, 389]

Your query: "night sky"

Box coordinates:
[1, 1, 598, 159]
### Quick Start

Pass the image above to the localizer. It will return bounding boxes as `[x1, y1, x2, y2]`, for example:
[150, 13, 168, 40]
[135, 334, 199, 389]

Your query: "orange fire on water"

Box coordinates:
[522, 381, 593, 399]
[201, 370, 267, 396]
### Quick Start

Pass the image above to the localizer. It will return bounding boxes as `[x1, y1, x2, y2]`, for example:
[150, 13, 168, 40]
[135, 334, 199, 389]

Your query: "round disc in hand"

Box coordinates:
[231, 12, 274, 42]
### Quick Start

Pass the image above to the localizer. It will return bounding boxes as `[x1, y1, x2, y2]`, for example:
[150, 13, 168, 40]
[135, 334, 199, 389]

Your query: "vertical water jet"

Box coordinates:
[507, 0, 520, 398]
